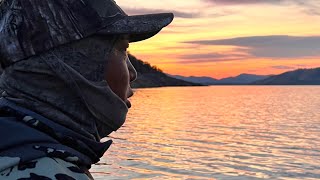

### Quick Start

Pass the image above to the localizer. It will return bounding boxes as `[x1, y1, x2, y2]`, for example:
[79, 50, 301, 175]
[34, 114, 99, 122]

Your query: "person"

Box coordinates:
[0, 0, 173, 179]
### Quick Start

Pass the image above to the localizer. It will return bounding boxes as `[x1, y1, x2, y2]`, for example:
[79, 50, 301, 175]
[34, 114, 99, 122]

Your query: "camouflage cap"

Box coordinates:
[0, 0, 174, 67]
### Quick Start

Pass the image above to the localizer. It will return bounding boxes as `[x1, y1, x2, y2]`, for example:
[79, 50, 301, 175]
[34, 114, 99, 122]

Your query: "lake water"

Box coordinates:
[91, 86, 320, 180]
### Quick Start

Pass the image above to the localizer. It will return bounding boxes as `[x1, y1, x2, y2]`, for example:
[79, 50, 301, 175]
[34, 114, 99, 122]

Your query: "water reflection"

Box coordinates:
[91, 86, 320, 179]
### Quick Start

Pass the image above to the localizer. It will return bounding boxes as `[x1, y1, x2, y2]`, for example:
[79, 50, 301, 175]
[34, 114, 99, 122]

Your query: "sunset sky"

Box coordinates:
[117, 0, 320, 79]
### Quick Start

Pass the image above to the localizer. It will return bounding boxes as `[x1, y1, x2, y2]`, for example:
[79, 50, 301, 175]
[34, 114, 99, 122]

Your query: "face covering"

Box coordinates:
[0, 35, 128, 140]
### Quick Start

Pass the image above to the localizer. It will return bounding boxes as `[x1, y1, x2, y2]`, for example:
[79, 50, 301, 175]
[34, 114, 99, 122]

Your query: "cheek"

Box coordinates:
[105, 55, 130, 100]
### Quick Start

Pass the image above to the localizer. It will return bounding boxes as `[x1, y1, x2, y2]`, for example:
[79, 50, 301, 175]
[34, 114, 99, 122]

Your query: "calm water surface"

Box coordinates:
[91, 86, 320, 180]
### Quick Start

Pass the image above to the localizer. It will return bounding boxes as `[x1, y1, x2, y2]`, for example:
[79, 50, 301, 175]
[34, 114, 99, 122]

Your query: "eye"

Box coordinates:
[121, 46, 128, 53]
[122, 42, 129, 52]
[115, 43, 128, 53]
[114, 37, 129, 56]
[115, 47, 127, 56]
[119, 37, 129, 51]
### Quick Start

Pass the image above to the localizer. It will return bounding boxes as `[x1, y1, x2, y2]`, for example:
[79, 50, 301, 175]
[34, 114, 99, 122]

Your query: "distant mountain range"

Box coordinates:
[252, 68, 320, 85]
[169, 75, 218, 85]
[215, 74, 271, 85]
[170, 74, 270, 85]
[171, 68, 320, 85]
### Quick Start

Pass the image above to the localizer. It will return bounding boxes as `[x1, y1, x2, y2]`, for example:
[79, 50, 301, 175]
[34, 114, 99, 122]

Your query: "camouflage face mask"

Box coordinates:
[0, 35, 128, 140]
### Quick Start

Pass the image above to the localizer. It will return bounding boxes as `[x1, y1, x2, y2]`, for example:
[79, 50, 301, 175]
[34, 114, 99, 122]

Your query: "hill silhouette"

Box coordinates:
[128, 54, 201, 88]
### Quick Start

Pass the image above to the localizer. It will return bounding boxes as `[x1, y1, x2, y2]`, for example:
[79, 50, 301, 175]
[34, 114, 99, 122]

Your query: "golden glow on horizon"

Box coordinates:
[118, 0, 320, 78]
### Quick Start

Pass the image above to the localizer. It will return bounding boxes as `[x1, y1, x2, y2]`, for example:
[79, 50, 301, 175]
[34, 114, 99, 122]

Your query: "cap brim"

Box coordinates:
[97, 13, 174, 42]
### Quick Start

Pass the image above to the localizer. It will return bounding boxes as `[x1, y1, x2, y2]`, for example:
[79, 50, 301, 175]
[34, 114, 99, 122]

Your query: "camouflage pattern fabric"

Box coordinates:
[0, 97, 113, 166]
[0, 157, 92, 180]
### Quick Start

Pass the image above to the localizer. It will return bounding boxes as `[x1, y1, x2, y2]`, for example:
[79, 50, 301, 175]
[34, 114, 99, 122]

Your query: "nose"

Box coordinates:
[127, 56, 137, 82]
[129, 67, 137, 82]
[127, 88, 134, 98]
